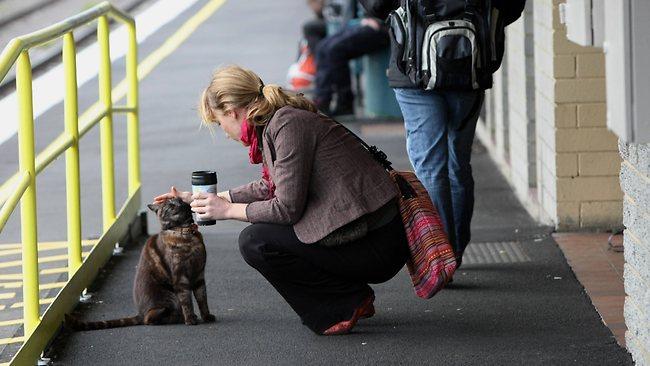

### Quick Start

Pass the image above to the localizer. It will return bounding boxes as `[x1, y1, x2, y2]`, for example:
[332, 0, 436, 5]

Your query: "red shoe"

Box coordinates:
[358, 294, 375, 319]
[322, 295, 374, 336]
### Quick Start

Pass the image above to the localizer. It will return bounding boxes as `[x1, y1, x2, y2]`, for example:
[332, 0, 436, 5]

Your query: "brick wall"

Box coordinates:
[477, 0, 644, 361]
[506, 2, 536, 206]
[532, 0, 558, 225]
[620, 142, 650, 365]
[481, 0, 623, 229]
[557, 2, 621, 229]
[493, 52, 509, 162]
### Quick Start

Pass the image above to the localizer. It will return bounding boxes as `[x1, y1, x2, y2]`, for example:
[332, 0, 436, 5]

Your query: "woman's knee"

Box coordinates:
[238, 225, 266, 267]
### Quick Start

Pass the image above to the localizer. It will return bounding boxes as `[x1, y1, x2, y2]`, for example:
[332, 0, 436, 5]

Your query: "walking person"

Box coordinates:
[359, 0, 525, 267]
[154, 65, 409, 335]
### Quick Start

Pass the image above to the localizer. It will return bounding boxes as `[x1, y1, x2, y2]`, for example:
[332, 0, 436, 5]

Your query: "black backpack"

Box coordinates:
[388, 0, 508, 91]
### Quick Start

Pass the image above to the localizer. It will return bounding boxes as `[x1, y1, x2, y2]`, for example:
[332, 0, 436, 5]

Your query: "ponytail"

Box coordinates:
[199, 65, 317, 127]
[247, 84, 317, 126]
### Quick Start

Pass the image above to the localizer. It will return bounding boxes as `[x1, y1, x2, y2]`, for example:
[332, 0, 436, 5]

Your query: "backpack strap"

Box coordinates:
[463, 0, 480, 21]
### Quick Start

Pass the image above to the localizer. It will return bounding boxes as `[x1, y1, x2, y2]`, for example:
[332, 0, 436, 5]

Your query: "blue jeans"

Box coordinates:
[394, 88, 484, 262]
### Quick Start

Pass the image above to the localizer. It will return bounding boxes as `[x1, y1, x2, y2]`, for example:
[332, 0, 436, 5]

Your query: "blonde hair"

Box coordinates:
[199, 65, 317, 127]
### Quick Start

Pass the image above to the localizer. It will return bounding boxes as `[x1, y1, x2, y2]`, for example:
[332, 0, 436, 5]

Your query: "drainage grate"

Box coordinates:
[463, 241, 530, 265]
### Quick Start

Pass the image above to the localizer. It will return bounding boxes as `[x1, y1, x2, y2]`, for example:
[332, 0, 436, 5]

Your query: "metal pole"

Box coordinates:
[126, 22, 140, 195]
[16, 51, 40, 337]
[63, 32, 82, 276]
[98, 16, 115, 230]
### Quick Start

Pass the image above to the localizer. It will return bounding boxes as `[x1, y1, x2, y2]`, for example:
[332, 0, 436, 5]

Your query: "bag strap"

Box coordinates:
[329, 118, 393, 170]
[327, 116, 416, 198]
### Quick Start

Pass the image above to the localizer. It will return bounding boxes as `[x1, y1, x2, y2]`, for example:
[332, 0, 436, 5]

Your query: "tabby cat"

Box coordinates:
[66, 197, 215, 330]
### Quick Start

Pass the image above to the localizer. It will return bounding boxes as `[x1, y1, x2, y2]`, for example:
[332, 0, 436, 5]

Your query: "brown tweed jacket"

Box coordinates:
[229, 106, 398, 244]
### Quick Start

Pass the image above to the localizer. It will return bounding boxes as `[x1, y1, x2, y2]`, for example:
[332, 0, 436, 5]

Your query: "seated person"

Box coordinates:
[313, 0, 389, 116]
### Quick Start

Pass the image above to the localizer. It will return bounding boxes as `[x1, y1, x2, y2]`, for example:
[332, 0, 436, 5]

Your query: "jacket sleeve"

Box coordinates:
[492, 0, 526, 26]
[229, 179, 269, 204]
[358, 0, 399, 21]
[245, 113, 315, 225]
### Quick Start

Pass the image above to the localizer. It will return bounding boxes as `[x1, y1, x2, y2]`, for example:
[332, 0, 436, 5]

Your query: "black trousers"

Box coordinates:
[314, 24, 390, 106]
[238, 214, 409, 334]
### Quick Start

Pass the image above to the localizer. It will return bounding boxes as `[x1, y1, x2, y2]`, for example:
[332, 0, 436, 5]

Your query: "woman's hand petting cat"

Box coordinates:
[191, 192, 249, 222]
[153, 186, 192, 204]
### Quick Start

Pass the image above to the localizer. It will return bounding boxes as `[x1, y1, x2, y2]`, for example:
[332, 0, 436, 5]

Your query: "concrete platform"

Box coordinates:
[0, 0, 634, 364]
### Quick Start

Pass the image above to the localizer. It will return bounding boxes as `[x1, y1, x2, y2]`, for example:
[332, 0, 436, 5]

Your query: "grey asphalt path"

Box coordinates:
[3, 0, 633, 364]
[0, 0, 155, 360]
[51, 140, 635, 365]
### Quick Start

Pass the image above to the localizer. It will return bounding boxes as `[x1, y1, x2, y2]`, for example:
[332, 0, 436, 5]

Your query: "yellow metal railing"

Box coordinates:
[0, 2, 140, 364]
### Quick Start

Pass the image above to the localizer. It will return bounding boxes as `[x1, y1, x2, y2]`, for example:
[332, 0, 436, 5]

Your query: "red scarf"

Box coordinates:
[240, 118, 276, 198]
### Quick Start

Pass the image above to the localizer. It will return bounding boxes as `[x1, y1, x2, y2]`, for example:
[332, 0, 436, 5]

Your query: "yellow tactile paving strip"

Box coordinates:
[0, 240, 95, 347]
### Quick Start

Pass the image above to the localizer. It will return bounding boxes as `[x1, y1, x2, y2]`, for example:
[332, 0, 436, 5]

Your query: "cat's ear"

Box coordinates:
[147, 203, 160, 213]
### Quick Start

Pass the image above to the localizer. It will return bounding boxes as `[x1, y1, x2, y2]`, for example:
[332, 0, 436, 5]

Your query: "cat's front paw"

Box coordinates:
[202, 313, 216, 323]
[184, 314, 198, 325]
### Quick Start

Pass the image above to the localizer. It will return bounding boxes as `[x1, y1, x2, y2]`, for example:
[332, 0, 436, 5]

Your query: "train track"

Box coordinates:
[0, 0, 153, 96]
[0, 0, 63, 29]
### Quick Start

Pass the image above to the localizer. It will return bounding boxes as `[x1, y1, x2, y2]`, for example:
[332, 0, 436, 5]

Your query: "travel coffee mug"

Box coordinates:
[191, 171, 217, 226]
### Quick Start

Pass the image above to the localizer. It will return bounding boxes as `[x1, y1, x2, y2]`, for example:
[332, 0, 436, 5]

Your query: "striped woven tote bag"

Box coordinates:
[327, 118, 457, 298]
[389, 170, 457, 298]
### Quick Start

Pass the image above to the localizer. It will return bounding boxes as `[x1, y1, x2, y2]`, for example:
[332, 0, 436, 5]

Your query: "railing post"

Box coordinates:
[16, 51, 40, 337]
[126, 22, 140, 195]
[98, 16, 115, 230]
[63, 32, 82, 276]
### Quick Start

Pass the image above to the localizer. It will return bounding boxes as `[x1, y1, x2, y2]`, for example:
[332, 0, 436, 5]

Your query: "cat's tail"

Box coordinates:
[65, 313, 143, 331]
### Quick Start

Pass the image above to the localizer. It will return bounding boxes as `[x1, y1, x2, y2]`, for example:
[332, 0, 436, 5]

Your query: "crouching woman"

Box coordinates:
[157, 65, 408, 335]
